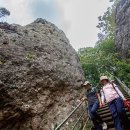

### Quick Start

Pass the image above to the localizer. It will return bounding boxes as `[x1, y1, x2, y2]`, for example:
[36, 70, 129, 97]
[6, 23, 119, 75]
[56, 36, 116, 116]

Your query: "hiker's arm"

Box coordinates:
[78, 89, 87, 102]
[115, 85, 126, 100]
[79, 92, 87, 102]
[97, 93, 102, 107]
[81, 96, 87, 102]
[100, 90, 105, 105]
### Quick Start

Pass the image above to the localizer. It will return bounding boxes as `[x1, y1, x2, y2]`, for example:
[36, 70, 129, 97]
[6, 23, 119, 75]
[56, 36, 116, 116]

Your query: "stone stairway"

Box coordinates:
[97, 89, 130, 130]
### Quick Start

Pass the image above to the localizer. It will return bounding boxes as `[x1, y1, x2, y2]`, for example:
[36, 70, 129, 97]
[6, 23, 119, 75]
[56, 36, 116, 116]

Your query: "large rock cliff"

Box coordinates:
[115, 0, 130, 58]
[0, 18, 84, 130]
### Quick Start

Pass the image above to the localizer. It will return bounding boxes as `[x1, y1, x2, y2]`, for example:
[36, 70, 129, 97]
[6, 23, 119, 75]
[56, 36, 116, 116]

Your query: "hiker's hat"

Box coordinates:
[83, 81, 91, 86]
[100, 76, 109, 82]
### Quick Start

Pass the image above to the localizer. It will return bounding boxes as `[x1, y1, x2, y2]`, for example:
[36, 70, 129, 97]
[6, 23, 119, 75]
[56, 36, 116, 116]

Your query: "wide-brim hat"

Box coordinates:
[100, 76, 109, 82]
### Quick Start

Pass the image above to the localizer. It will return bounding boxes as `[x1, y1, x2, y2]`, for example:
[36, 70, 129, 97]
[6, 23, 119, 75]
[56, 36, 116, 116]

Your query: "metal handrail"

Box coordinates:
[115, 76, 130, 96]
[53, 74, 130, 130]
[54, 100, 86, 130]
[71, 109, 86, 130]
[82, 117, 90, 130]
[106, 72, 130, 96]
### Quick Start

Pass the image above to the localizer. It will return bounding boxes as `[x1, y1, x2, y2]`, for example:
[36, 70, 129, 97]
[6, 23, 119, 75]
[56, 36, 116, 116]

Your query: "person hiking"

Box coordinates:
[100, 76, 130, 130]
[82, 81, 107, 130]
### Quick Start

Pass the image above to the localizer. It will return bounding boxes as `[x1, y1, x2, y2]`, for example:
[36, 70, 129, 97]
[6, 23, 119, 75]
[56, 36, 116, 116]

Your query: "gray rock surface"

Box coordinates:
[115, 0, 130, 58]
[0, 18, 84, 130]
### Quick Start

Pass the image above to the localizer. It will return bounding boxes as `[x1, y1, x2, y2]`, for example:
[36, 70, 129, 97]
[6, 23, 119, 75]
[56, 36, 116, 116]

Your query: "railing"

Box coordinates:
[82, 117, 90, 130]
[53, 75, 130, 130]
[115, 76, 130, 96]
[53, 100, 90, 130]
[71, 110, 85, 130]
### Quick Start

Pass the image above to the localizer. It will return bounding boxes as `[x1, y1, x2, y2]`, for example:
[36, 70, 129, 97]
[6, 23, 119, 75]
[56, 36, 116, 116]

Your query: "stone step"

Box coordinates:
[98, 109, 110, 114]
[98, 109, 129, 116]
[98, 106, 109, 112]
[86, 90, 130, 130]
[100, 112, 112, 118]
[98, 106, 129, 113]
[102, 116, 112, 122]
[108, 128, 116, 130]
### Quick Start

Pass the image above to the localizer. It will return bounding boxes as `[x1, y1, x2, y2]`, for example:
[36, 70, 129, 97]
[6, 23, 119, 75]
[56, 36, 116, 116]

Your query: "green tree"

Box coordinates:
[115, 59, 130, 87]
[0, 7, 10, 19]
[79, 0, 130, 88]
[96, 0, 119, 41]
[78, 38, 116, 85]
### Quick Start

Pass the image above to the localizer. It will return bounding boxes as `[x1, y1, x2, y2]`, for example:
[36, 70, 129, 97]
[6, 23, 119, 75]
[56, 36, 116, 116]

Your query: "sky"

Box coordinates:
[0, 0, 111, 50]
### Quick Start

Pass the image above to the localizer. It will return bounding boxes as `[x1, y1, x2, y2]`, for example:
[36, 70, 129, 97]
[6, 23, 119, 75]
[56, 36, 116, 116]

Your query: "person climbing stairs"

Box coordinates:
[97, 88, 130, 130]
[54, 77, 130, 130]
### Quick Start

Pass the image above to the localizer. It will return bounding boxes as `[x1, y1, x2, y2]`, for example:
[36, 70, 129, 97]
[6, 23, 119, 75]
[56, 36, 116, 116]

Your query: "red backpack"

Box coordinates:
[124, 100, 130, 112]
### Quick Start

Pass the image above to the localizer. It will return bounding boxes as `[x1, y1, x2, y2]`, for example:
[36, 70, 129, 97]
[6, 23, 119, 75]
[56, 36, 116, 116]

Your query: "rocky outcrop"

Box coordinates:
[0, 18, 84, 130]
[115, 0, 130, 58]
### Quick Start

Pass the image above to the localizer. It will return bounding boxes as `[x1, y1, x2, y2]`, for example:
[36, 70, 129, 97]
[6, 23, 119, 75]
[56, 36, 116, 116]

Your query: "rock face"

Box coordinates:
[115, 0, 130, 58]
[0, 18, 84, 130]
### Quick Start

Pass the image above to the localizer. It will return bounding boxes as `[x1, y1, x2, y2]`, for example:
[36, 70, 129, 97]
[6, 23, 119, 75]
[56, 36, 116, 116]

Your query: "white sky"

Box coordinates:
[0, 0, 111, 50]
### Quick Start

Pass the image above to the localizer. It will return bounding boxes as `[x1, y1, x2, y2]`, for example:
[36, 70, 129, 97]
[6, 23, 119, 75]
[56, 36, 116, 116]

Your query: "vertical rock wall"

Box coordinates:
[115, 0, 130, 58]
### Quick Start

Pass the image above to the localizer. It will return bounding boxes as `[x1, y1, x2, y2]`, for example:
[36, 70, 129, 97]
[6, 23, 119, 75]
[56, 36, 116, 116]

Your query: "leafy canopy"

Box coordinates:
[0, 7, 10, 18]
[79, 0, 130, 87]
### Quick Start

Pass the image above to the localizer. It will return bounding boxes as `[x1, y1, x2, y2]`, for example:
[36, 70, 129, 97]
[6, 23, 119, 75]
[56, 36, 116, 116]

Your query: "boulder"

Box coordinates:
[0, 18, 84, 130]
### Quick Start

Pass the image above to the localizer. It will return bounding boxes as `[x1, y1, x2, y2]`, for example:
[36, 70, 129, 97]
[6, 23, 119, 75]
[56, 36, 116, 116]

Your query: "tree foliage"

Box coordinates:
[79, 38, 130, 87]
[115, 59, 130, 86]
[79, 0, 130, 87]
[96, 0, 119, 41]
[0, 7, 10, 18]
[78, 38, 116, 85]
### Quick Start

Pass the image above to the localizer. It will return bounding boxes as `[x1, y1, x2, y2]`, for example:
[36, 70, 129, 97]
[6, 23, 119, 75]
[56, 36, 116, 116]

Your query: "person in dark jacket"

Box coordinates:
[82, 81, 107, 130]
